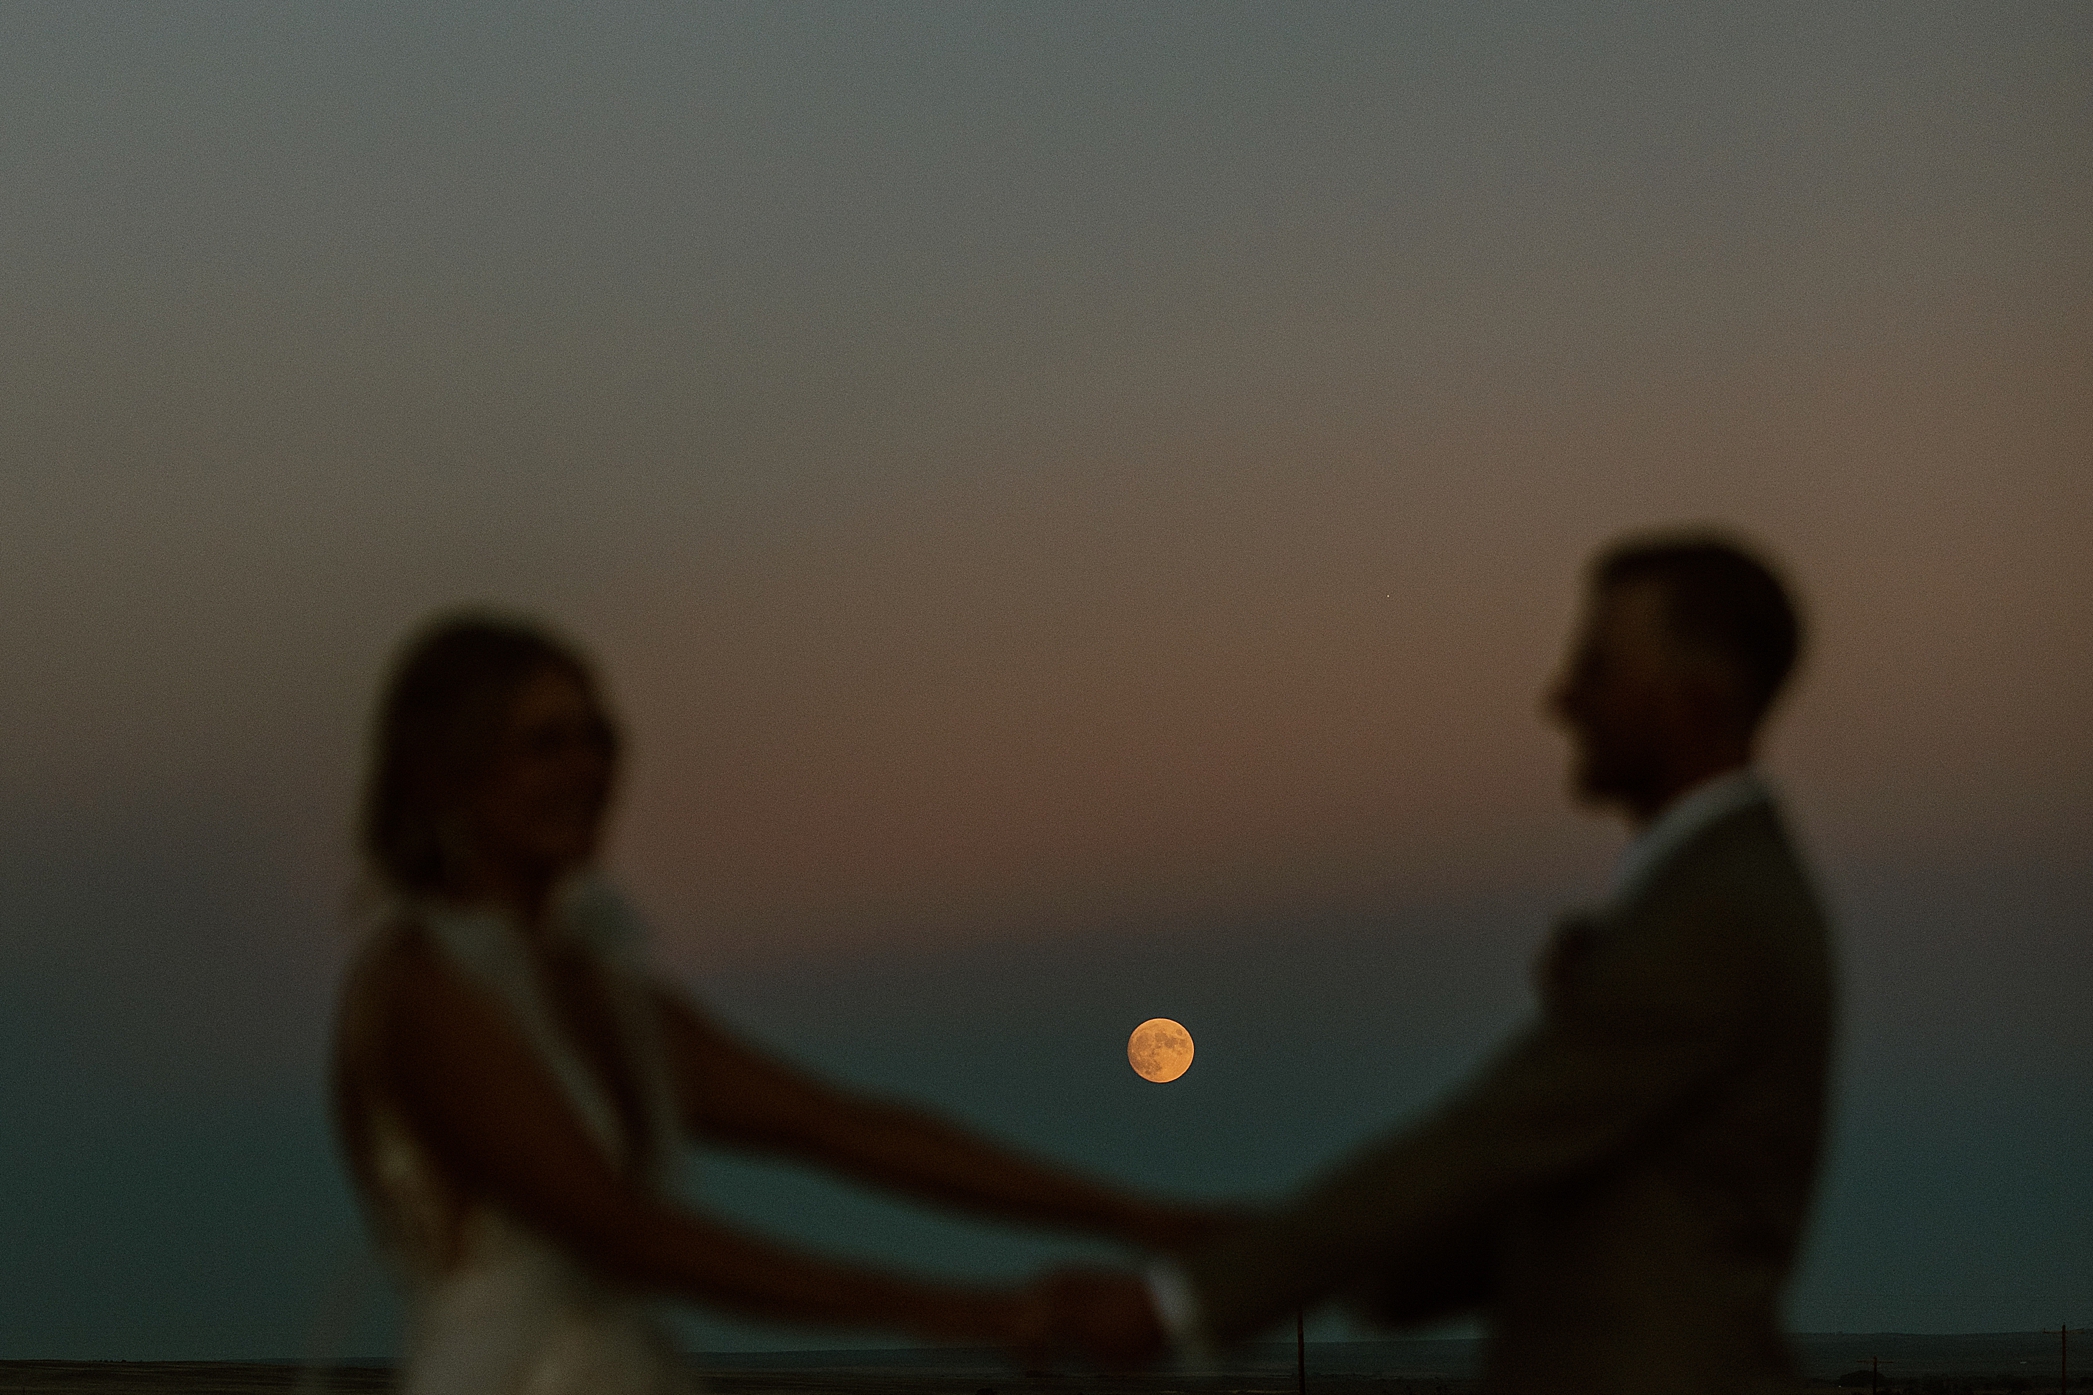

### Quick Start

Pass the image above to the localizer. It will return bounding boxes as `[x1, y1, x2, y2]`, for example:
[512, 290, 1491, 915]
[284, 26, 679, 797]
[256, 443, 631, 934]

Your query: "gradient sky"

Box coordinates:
[2, 2, 2088, 1360]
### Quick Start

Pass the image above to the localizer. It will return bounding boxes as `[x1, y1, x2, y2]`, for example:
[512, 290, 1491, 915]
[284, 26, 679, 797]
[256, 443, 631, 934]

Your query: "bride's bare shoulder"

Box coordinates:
[335, 917, 454, 1060]
[339, 917, 536, 1081]
[335, 917, 510, 1122]
[343, 915, 431, 996]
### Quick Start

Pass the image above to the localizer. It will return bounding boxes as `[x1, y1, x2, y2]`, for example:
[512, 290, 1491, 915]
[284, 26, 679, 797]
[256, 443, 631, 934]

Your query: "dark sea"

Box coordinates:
[0, 1335, 2076, 1394]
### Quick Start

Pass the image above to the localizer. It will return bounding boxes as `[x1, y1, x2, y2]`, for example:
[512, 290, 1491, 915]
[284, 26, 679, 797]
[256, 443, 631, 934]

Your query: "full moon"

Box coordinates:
[1127, 1018, 1195, 1083]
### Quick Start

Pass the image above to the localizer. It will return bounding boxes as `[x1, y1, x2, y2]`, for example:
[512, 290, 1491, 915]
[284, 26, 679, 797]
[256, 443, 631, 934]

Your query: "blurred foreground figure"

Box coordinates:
[1047, 534, 1834, 1395]
[333, 616, 1219, 1395]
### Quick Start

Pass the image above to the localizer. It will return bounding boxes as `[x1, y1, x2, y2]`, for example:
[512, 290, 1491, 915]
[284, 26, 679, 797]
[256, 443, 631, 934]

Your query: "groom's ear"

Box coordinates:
[1669, 646, 1757, 743]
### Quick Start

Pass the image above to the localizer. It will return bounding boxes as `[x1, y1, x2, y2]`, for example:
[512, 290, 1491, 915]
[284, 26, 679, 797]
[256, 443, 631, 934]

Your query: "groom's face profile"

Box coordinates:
[1550, 578, 1703, 817]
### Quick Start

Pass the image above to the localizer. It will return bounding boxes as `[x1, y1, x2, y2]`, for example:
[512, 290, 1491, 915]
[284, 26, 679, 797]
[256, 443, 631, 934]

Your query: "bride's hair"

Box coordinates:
[361, 613, 613, 892]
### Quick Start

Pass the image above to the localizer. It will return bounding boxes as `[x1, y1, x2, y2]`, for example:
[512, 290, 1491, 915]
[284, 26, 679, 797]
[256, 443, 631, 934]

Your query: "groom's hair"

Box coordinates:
[361, 613, 615, 893]
[1593, 532, 1803, 728]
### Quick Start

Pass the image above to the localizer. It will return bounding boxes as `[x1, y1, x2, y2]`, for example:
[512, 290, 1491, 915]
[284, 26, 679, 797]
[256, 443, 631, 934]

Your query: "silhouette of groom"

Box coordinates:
[1041, 533, 1834, 1395]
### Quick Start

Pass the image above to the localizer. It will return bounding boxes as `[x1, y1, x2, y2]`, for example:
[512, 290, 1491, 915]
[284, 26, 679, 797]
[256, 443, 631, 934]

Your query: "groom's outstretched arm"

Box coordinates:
[1342, 1209, 1499, 1329]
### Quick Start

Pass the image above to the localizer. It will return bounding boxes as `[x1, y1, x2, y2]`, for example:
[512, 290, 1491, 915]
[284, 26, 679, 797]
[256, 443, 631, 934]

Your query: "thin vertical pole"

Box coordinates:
[2048, 1326, 2080, 1395]
[1296, 1309, 1306, 1395]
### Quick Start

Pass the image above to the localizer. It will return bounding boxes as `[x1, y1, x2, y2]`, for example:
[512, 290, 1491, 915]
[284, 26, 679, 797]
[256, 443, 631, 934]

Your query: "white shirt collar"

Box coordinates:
[1608, 767, 1771, 905]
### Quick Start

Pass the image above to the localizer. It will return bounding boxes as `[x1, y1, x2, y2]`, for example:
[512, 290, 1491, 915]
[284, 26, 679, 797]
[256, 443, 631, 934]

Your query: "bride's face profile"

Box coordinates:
[456, 666, 618, 885]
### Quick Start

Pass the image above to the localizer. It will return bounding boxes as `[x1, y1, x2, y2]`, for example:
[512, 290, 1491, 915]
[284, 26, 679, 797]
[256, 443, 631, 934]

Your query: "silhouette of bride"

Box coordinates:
[333, 615, 1215, 1395]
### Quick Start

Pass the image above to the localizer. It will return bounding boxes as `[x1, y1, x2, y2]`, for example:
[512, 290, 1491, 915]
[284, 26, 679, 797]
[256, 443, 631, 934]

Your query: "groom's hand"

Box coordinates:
[1038, 1267, 1168, 1370]
[1125, 1200, 1260, 1254]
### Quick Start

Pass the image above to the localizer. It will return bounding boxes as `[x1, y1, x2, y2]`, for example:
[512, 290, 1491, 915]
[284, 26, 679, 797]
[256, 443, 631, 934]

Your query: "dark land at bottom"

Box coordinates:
[0, 1336, 2082, 1395]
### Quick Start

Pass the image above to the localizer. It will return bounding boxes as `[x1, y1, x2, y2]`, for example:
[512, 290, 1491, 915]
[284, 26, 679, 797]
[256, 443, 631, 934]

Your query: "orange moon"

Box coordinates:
[1127, 1018, 1195, 1083]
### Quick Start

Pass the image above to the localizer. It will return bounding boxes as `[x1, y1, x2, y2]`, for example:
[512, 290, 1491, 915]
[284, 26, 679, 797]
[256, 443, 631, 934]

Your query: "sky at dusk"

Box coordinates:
[2, 2, 2088, 1360]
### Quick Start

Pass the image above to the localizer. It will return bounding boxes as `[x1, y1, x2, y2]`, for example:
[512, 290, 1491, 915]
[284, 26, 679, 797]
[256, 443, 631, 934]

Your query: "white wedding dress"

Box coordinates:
[348, 876, 697, 1395]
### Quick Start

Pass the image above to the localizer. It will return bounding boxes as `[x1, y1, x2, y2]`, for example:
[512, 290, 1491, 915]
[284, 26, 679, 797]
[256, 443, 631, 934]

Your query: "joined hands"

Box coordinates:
[976, 1201, 1248, 1370]
[1034, 1268, 1171, 1369]
[980, 1268, 1166, 1371]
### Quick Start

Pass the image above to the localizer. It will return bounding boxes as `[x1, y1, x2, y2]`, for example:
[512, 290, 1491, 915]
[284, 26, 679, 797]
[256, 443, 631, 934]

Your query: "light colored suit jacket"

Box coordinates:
[1183, 802, 1834, 1395]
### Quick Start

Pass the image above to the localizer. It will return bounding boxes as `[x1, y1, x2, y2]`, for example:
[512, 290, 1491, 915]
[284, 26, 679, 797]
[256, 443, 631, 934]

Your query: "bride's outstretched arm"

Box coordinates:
[371, 934, 1046, 1344]
[656, 988, 1239, 1253]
